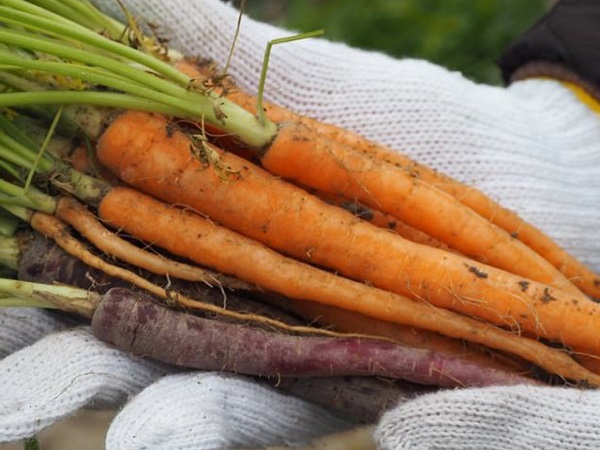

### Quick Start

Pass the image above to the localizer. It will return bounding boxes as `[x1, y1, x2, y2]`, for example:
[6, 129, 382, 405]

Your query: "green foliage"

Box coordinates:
[237, 0, 550, 85]
[24, 437, 40, 450]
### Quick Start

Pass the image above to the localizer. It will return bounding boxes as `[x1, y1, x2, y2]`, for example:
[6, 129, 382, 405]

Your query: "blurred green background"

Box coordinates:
[232, 0, 552, 85]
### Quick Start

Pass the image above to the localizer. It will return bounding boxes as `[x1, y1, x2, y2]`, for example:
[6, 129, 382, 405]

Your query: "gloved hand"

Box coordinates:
[375, 384, 600, 450]
[2, 0, 600, 449]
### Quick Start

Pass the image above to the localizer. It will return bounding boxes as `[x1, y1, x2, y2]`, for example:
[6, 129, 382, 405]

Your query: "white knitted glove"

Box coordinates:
[105, 373, 352, 450]
[2, 1, 600, 449]
[0, 322, 351, 447]
[0, 325, 171, 442]
[376, 385, 600, 450]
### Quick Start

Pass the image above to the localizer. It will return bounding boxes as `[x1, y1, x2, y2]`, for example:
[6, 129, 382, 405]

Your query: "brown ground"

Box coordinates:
[0, 410, 115, 450]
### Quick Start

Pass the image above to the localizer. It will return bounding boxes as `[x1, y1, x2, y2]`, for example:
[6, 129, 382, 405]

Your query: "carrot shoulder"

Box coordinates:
[97, 111, 600, 356]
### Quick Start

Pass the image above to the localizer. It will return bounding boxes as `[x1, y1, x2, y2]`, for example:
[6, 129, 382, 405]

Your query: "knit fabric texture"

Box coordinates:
[376, 385, 600, 450]
[2, 1, 600, 448]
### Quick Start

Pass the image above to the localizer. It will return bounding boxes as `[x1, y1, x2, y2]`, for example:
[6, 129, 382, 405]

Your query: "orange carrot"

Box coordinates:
[95, 111, 600, 355]
[177, 58, 600, 300]
[54, 196, 251, 290]
[324, 193, 456, 251]
[95, 184, 600, 384]
[68, 145, 92, 174]
[315, 126, 600, 301]
[261, 122, 585, 298]
[67, 144, 116, 182]
[28, 208, 325, 335]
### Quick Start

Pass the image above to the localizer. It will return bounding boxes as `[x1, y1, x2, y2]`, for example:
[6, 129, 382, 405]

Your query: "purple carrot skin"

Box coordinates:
[92, 288, 539, 388]
[12, 232, 431, 423]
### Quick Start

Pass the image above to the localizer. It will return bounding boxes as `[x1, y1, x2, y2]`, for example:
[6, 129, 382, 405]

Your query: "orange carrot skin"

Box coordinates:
[318, 192, 456, 251]
[178, 61, 583, 297]
[94, 186, 600, 383]
[178, 58, 600, 299]
[261, 121, 584, 297]
[96, 111, 600, 355]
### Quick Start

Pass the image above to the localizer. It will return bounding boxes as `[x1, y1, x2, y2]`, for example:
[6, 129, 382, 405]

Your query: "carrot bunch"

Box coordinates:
[1, 0, 600, 390]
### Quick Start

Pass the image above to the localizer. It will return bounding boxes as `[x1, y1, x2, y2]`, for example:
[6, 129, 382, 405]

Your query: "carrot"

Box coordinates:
[327, 194, 456, 251]
[27, 208, 345, 338]
[91, 184, 600, 384]
[259, 121, 586, 298]
[14, 230, 307, 328]
[92, 287, 538, 388]
[96, 111, 600, 356]
[67, 143, 117, 182]
[178, 58, 600, 299]
[54, 196, 251, 290]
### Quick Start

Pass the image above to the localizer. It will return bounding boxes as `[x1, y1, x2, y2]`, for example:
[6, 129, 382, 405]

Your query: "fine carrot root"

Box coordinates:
[96, 111, 600, 357]
[177, 58, 600, 299]
[94, 185, 600, 384]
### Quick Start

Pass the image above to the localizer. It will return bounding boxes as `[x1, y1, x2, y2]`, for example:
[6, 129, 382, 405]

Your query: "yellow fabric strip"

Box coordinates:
[560, 80, 600, 115]
[533, 76, 600, 114]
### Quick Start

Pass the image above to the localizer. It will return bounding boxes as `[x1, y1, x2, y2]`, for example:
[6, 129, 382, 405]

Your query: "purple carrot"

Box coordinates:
[92, 288, 538, 388]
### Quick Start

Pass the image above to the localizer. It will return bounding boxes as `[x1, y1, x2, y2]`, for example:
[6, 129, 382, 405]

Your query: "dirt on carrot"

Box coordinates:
[176, 57, 600, 300]
[96, 111, 600, 359]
